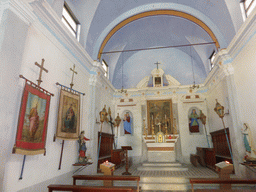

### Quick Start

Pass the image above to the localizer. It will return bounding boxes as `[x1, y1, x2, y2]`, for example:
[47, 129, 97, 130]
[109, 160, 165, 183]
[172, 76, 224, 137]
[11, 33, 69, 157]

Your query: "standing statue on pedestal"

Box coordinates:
[78, 131, 90, 163]
[241, 123, 256, 160]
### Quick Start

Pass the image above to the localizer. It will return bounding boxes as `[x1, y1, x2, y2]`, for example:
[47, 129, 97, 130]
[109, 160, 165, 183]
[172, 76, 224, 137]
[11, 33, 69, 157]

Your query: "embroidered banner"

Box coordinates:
[56, 89, 80, 140]
[13, 83, 51, 155]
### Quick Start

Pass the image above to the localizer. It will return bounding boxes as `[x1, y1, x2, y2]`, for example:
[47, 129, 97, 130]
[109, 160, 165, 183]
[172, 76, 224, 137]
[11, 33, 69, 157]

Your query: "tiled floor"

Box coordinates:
[92, 163, 220, 191]
[113, 163, 219, 178]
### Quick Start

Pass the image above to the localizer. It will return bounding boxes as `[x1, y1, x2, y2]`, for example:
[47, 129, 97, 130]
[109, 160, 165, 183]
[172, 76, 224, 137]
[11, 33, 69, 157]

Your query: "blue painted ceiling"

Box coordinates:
[69, 0, 244, 89]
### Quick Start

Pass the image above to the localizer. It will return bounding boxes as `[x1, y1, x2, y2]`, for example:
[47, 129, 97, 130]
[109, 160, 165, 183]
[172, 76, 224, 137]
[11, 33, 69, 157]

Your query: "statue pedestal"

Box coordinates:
[143, 135, 179, 163]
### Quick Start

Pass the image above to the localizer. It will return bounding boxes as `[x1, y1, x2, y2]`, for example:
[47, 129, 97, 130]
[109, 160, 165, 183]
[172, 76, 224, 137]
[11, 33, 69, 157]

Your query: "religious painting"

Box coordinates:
[147, 99, 173, 135]
[12, 83, 51, 155]
[188, 108, 200, 133]
[155, 77, 161, 85]
[56, 89, 80, 140]
[123, 111, 132, 135]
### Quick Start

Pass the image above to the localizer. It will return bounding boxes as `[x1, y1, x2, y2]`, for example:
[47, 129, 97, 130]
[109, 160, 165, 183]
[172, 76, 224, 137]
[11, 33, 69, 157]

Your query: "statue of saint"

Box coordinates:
[242, 123, 256, 160]
[123, 112, 132, 134]
[78, 131, 90, 163]
[189, 109, 199, 133]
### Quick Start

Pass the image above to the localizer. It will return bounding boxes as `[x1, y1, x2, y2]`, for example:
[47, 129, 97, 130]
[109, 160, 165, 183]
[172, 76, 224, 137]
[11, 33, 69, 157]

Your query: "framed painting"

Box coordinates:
[56, 89, 80, 140]
[13, 83, 51, 155]
[147, 99, 173, 135]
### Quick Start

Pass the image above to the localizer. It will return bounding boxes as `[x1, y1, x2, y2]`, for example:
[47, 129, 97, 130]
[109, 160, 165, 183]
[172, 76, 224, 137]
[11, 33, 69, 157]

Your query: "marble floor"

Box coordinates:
[81, 163, 255, 191]
[82, 163, 221, 191]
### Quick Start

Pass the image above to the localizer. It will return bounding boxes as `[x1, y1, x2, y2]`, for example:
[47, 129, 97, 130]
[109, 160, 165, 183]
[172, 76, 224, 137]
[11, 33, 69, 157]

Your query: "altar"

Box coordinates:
[143, 133, 179, 162]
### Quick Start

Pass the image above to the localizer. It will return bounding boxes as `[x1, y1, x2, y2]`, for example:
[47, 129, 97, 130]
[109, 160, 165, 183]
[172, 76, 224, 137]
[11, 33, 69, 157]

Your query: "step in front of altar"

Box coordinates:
[137, 162, 188, 171]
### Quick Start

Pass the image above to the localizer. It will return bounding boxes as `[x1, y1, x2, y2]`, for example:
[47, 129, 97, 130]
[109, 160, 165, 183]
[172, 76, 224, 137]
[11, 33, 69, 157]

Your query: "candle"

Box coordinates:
[165, 114, 166, 119]
[152, 115, 153, 120]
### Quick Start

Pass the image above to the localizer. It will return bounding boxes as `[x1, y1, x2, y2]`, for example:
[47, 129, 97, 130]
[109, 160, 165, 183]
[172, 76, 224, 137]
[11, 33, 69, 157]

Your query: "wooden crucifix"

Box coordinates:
[70, 64, 77, 89]
[155, 61, 161, 69]
[35, 58, 48, 86]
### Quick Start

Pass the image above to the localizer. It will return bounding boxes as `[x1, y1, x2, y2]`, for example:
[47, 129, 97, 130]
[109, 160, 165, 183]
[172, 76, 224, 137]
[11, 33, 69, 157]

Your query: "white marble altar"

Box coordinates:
[143, 135, 179, 162]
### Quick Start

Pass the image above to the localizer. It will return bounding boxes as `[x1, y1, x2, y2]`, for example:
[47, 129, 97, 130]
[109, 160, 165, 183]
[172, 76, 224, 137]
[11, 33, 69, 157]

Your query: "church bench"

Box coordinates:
[73, 175, 140, 192]
[190, 178, 256, 192]
[47, 184, 134, 192]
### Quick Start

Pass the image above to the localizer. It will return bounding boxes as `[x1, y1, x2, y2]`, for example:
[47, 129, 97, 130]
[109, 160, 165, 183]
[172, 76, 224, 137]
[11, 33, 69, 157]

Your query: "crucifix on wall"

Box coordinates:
[35, 58, 48, 86]
[70, 64, 78, 89]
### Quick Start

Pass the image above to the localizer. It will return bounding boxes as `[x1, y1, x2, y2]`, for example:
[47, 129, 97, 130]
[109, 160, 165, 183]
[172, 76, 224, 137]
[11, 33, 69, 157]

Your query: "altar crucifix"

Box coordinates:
[35, 58, 48, 86]
[70, 64, 78, 89]
[154, 61, 161, 69]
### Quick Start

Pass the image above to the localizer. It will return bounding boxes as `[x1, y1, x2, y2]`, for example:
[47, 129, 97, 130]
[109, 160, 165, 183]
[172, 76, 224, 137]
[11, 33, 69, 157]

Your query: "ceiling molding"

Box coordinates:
[97, 10, 220, 59]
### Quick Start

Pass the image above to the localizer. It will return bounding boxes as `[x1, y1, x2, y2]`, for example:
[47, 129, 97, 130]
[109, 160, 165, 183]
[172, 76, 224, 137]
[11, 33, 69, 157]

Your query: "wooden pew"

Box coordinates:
[48, 184, 134, 192]
[190, 178, 256, 192]
[73, 175, 140, 192]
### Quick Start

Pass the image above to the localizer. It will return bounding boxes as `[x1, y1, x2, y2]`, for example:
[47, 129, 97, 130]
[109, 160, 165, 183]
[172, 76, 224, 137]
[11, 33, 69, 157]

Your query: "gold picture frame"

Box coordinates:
[147, 99, 173, 135]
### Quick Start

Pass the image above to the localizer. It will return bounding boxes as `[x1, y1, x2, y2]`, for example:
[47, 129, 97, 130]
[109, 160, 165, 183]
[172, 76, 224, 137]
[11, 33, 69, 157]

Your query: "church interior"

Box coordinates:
[2, 0, 256, 191]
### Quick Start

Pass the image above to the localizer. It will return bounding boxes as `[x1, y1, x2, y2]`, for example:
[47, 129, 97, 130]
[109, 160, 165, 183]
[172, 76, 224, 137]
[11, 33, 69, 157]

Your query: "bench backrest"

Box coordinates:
[72, 175, 140, 192]
[48, 184, 134, 192]
[190, 178, 256, 184]
[190, 178, 256, 192]
[73, 175, 140, 182]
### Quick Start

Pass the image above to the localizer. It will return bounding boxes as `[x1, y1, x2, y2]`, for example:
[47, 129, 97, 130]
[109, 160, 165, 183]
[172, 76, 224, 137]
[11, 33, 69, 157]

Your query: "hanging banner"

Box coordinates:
[56, 89, 80, 140]
[13, 83, 51, 155]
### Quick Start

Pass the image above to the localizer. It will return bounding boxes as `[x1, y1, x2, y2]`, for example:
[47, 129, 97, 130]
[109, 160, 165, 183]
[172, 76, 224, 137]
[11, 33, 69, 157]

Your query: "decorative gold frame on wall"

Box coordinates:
[147, 99, 173, 135]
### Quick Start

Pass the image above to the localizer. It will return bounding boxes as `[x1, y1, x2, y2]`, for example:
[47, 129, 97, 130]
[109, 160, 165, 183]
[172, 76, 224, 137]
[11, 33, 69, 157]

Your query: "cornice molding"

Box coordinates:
[4, 0, 36, 25]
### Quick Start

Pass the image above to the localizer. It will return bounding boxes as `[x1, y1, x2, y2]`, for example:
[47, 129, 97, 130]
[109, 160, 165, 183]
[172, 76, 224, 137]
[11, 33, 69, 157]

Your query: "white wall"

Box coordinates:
[203, 7, 256, 177]
[0, 1, 113, 191]
[231, 21, 256, 178]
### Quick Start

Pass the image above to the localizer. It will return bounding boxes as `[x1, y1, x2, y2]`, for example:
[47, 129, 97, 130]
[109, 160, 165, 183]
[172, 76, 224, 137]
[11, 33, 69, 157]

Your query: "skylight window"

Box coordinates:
[240, 0, 256, 19]
[102, 60, 109, 79]
[62, 2, 80, 40]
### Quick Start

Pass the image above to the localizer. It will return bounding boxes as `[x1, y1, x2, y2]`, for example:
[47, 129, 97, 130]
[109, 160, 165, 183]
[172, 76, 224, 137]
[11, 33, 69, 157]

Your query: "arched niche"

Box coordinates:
[120, 110, 133, 136]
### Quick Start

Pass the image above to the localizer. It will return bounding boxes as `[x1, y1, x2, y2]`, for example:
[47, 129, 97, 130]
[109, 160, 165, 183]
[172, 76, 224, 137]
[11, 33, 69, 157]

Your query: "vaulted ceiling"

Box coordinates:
[66, 0, 244, 89]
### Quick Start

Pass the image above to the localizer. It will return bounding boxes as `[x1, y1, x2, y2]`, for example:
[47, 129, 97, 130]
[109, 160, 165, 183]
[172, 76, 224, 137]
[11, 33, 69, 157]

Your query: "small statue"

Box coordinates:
[241, 123, 256, 161]
[78, 131, 90, 163]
